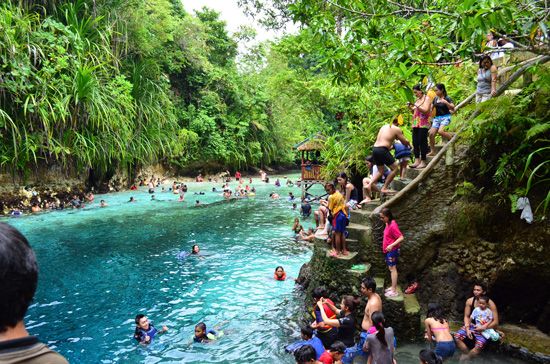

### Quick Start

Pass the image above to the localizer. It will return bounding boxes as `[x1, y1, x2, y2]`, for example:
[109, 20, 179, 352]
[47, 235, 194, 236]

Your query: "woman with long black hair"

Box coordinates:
[408, 85, 432, 169]
[425, 303, 456, 361]
[363, 311, 396, 364]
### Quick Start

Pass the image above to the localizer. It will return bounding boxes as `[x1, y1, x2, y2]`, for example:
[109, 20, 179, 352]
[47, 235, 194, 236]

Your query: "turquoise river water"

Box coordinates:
[3, 175, 527, 364]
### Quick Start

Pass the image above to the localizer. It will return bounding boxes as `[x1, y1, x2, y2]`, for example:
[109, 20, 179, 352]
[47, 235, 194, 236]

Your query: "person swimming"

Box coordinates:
[274, 266, 287, 281]
[133, 314, 168, 345]
[178, 244, 203, 259]
[193, 322, 221, 343]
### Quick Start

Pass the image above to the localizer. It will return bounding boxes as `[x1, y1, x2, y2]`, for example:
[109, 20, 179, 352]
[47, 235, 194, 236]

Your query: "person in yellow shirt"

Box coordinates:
[323, 182, 349, 256]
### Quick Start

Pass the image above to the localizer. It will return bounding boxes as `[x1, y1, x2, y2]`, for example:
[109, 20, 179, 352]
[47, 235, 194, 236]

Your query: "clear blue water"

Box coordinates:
[5, 175, 316, 363]
[2, 175, 528, 363]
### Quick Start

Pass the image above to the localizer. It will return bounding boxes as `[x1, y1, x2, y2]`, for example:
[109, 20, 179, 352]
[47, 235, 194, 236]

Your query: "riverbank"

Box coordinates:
[0, 164, 300, 215]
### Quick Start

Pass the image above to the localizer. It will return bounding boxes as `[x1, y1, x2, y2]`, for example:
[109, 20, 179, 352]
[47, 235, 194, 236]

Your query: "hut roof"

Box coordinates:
[294, 133, 326, 151]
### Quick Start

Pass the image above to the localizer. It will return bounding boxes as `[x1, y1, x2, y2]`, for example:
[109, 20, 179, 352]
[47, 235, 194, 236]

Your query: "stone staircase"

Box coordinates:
[305, 143, 459, 341]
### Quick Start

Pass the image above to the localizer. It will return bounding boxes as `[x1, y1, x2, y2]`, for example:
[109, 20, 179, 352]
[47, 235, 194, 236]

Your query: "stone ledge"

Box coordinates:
[346, 263, 371, 276]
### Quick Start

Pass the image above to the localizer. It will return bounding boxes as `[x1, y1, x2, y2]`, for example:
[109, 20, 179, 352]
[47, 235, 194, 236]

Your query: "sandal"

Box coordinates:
[385, 290, 399, 298]
[405, 282, 419, 294]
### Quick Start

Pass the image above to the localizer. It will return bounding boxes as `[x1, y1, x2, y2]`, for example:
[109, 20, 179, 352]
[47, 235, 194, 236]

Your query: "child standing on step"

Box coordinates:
[379, 208, 404, 297]
[324, 182, 349, 256]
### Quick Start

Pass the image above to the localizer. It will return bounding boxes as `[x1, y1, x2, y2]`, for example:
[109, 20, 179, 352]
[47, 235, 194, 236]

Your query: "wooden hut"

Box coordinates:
[294, 134, 326, 199]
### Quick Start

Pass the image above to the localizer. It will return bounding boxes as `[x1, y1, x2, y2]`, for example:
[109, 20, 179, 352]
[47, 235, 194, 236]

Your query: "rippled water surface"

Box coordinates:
[3, 175, 529, 363]
[6, 176, 315, 363]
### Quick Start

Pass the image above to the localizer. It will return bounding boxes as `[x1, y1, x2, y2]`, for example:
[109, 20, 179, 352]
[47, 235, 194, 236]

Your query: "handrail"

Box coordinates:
[372, 55, 550, 216]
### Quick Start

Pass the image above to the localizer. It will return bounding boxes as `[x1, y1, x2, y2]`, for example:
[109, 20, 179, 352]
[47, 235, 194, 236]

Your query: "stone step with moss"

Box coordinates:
[382, 285, 422, 341]
[390, 177, 413, 192]
[325, 249, 359, 261]
[346, 262, 372, 277]
[347, 223, 372, 242]
[360, 199, 381, 212]
[349, 208, 372, 224]
[374, 276, 385, 295]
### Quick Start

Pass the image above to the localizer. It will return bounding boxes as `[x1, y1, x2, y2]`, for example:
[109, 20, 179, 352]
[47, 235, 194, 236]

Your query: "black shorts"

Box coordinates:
[372, 146, 395, 166]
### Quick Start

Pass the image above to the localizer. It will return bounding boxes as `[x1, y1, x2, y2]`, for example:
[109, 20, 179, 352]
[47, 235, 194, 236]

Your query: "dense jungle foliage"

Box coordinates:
[0, 0, 548, 214]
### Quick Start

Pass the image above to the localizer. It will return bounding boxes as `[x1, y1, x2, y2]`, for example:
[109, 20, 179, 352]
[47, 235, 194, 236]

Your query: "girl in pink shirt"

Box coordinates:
[380, 208, 404, 297]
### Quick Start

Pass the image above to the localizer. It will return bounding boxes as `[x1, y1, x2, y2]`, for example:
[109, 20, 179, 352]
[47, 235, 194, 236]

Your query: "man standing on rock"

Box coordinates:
[360, 277, 383, 332]
[455, 283, 500, 361]
[369, 118, 412, 194]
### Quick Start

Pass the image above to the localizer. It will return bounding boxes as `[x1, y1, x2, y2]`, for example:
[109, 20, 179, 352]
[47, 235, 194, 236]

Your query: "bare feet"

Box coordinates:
[381, 189, 397, 195]
[426, 152, 436, 157]
[416, 162, 427, 169]
[343, 250, 350, 256]
[409, 162, 420, 168]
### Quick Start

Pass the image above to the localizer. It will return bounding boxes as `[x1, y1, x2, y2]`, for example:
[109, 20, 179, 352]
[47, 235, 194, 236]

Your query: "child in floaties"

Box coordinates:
[193, 322, 223, 343]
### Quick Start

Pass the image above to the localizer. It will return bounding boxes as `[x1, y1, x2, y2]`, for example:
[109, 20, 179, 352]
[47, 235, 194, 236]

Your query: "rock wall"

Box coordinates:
[368, 144, 550, 333]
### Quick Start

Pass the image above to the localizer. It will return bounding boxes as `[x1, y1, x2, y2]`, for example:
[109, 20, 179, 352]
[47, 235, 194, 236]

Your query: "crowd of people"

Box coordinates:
[289, 276, 502, 363]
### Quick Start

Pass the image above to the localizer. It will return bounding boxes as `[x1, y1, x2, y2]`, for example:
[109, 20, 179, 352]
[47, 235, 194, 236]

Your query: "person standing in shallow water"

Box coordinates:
[424, 303, 456, 361]
[0, 222, 69, 363]
[409, 84, 432, 169]
[380, 208, 404, 298]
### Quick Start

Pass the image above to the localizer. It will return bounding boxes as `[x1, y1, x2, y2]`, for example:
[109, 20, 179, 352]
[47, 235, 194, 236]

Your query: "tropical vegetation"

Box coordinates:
[0, 0, 548, 214]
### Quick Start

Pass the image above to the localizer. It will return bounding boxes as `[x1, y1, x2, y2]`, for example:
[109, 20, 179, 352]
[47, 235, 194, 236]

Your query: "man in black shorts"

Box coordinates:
[370, 119, 411, 194]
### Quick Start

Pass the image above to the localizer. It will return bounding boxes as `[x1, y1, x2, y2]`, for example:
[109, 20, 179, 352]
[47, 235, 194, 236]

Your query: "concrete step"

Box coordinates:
[384, 285, 405, 302]
[347, 223, 372, 242]
[405, 166, 422, 179]
[349, 208, 371, 224]
[390, 178, 412, 192]
[404, 292, 420, 314]
[325, 250, 358, 260]
[346, 262, 371, 277]
[360, 199, 381, 212]
[344, 238, 362, 252]
[374, 277, 385, 295]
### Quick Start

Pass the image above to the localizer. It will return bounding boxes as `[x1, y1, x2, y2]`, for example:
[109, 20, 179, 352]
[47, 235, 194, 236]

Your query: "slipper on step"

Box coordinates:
[385, 290, 399, 298]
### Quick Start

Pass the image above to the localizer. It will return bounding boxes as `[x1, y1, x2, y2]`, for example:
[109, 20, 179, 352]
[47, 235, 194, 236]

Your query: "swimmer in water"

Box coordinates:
[191, 244, 200, 254]
[100, 200, 108, 207]
[128, 196, 136, 202]
[195, 200, 201, 206]
[151, 195, 156, 200]
[193, 322, 220, 343]
[274, 266, 287, 281]
[133, 314, 168, 345]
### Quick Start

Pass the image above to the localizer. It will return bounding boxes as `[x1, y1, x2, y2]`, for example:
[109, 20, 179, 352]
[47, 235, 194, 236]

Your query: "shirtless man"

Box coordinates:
[455, 283, 499, 361]
[360, 277, 383, 332]
[370, 119, 411, 194]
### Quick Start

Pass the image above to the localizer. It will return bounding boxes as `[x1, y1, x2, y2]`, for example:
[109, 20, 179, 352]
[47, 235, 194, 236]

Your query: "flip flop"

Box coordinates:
[381, 190, 397, 195]
[385, 290, 399, 298]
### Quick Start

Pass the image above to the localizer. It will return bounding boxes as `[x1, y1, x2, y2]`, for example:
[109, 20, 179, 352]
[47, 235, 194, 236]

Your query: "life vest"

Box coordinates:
[135, 325, 158, 343]
[312, 299, 337, 333]
[274, 272, 287, 281]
